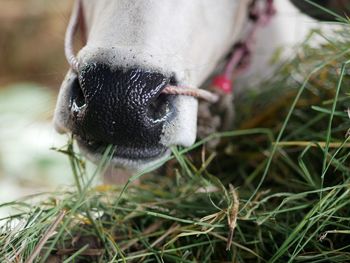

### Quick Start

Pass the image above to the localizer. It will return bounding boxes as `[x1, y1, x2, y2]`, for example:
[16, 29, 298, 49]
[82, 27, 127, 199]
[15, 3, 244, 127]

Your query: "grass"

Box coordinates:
[1, 22, 350, 263]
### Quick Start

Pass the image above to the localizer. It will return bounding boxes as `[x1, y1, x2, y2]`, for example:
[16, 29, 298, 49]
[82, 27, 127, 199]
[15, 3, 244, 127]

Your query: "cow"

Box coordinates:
[53, 0, 344, 173]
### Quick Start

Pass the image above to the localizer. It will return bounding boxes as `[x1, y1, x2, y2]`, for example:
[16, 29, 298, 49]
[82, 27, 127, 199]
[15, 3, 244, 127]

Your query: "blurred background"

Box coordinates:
[0, 0, 71, 86]
[0, 0, 75, 217]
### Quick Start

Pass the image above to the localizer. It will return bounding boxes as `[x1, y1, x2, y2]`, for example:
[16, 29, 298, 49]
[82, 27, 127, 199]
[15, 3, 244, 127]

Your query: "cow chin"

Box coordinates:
[77, 140, 172, 172]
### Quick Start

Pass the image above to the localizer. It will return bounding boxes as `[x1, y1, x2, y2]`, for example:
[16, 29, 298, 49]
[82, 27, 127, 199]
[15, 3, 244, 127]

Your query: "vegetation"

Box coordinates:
[1, 15, 350, 263]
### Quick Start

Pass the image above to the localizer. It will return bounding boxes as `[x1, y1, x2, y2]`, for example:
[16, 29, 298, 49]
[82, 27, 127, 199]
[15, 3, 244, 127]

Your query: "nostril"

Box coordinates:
[146, 74, 177, 124]
[147, 94, 173, 124]
[70, 77, 86, 115]
[169, 75, 177, 86]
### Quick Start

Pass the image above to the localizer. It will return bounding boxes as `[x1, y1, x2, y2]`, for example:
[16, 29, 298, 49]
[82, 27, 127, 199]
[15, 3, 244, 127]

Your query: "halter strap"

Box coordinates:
[65, 0, 81, 73]
[211, 0, 275, 94]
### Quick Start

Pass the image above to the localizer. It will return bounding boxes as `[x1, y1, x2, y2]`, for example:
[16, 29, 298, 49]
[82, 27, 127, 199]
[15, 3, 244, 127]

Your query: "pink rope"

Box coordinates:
[162, 86, 219, 103]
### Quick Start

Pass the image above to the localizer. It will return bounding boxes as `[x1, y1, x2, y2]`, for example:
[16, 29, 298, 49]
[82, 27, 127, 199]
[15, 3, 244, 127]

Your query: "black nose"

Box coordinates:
[69, 63, 174, 159]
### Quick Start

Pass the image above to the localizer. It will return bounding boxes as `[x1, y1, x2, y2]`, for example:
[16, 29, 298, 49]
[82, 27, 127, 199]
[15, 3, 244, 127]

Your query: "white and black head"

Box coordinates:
[54, 0, 344, 171]
[53, 0, 250, 170]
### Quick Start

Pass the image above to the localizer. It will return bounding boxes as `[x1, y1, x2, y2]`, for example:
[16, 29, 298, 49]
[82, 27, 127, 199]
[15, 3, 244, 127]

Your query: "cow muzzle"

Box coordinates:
[66, 62, 181, 162]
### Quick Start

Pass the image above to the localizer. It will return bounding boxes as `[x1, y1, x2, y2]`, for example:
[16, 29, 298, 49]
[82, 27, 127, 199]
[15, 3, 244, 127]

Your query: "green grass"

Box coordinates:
[1, 23, 350, 263]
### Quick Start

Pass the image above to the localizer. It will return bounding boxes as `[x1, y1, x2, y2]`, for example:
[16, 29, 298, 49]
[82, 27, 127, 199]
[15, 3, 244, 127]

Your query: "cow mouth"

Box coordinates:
[76, 136, 169, 162]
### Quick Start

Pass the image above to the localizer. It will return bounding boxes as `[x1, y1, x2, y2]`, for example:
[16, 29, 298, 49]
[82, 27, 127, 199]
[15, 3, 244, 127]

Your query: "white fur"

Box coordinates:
[80, 0, 248, 85]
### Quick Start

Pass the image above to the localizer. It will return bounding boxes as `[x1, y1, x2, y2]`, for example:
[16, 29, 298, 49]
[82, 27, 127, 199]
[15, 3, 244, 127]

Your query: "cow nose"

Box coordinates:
[68, 63, 175, 157]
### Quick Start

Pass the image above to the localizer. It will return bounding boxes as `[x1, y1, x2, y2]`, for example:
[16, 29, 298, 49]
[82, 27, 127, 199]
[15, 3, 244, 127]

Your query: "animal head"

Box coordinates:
[54, 0, 249, 170]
